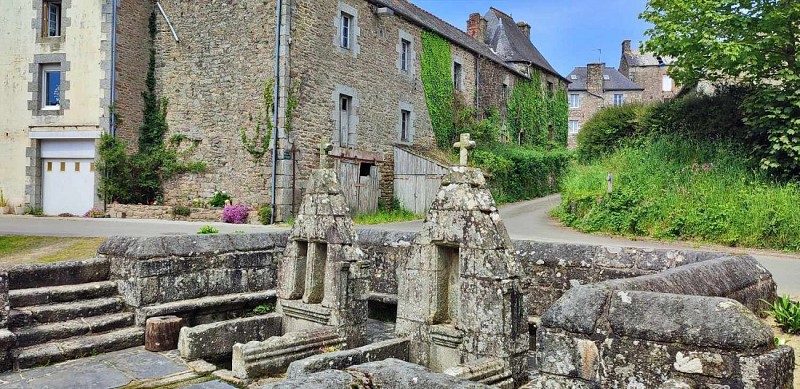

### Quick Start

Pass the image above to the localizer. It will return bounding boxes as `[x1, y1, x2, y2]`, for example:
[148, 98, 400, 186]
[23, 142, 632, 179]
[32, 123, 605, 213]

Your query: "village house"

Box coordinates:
[0, 0, 565, 219]
[619, 39, 679, 103]
[565, 63, 644, 147]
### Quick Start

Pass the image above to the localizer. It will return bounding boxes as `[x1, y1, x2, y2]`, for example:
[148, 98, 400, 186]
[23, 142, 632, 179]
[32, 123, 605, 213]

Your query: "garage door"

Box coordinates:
[41, 140, 96, 216]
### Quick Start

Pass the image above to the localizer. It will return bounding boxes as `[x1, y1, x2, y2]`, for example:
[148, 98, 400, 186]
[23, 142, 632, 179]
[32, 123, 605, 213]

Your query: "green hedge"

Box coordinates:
[473, 146, 573, 203]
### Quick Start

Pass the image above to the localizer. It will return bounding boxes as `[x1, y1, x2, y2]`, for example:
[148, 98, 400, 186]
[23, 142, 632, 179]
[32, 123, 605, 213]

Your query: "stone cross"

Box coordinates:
[319, 141, 333, 168]
[453, 133, 476, 166]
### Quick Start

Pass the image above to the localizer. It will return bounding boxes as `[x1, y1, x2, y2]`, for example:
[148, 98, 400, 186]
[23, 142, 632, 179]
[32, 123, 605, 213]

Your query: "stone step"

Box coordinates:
[13, 312, 135, 348]
[8, 258, 110, 289]
[13, 327, 144, 370]
[9, 281, 119, 308]
[10, 297, 125, 329]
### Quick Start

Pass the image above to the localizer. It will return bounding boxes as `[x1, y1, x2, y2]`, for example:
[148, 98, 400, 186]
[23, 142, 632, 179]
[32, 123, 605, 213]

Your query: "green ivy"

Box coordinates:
[420, 31, 456, 148]
[507, 71, 568, 148]
[240, 79, 274, 160]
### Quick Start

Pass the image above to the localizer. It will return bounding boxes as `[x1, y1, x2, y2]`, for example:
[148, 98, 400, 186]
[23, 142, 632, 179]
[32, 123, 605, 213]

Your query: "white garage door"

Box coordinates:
[41, 140, 96, 216]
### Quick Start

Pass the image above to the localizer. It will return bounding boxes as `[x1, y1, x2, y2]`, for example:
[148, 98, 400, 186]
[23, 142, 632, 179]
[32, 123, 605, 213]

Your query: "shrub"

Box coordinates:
[222, 204, 250, 224]
[0, 189, 8, 207]
[209, 191, 231, 208]
[252, 303, 275, 315]
[172, 205, 191, 217]
[576, 103, 650, 162]
[764, 296, 800, 334]
[198, 225, 219, 234]
[258, 205, 272, 225]
[472, 145, 573, 203]
[24, 207, 44, 216]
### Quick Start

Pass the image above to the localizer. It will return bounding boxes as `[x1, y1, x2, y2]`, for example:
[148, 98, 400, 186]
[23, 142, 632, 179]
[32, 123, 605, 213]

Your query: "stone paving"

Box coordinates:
[0, 347, 236, 389]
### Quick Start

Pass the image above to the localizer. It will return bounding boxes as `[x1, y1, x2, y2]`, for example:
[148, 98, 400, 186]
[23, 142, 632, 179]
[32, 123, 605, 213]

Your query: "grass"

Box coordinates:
[353, 208, 422, 225]
[0, 236, 105, 264]
[556, 136, 800, 252]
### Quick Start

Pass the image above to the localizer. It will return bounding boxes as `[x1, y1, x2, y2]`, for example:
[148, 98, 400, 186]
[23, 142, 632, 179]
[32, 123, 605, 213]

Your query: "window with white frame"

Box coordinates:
[569, 120, 580, 135]
[401, 39, 411, 72]
[569, 93, 580, 108]
[44, 1, 62, 37]
[613, 94, 624, 106]
[662, 75, 673, 92]
[41, 64, 61, 109]
[400, 109, 411, 142]
[453, 62, 463, 91]
[340, 12, 353, 49]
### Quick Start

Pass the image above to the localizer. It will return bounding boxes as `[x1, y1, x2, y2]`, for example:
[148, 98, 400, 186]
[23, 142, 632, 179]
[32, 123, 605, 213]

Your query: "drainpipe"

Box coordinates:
[110, 0, 118, 136]
[269, 0, 283, 224]
[475, 54, 480, 117]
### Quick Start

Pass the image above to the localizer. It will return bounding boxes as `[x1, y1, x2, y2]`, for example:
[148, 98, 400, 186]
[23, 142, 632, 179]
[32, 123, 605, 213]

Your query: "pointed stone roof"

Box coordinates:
[483, 7, 563, 79]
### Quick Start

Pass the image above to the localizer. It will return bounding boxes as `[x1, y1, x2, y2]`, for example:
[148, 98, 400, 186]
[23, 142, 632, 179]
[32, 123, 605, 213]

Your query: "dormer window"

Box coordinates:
[569, 74, 578, 80]
[603, 74, 610, 81]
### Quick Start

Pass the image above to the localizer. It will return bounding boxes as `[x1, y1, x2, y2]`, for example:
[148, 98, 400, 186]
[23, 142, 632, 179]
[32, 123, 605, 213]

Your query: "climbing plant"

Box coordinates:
[420, 31, 456, 148]
[507, 71, 568, 148]
[240, 79, 274, 159]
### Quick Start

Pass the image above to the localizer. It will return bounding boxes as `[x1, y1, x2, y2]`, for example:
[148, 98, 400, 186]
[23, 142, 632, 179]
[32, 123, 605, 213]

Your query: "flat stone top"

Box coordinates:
[440, 166, 487, 188]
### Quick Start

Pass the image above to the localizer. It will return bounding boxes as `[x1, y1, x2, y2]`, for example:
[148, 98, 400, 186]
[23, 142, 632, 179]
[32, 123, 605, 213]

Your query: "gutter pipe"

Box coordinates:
[269, 0, 283, 224]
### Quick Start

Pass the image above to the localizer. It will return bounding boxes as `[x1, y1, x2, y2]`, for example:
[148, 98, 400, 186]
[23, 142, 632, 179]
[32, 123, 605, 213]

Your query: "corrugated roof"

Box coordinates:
[624, 50, 675, 67]
[566, 66, 643, 92]
[484, 8, 562, 79]
[370, 0, 528, 78]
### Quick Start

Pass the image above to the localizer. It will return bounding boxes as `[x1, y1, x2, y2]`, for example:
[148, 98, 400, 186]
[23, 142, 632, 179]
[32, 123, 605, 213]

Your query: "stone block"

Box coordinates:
[535, 329, 599, 381]
[600, 336, 672, 387]
[158, 273, 209, 303]
[523, 373, 599, 388]
[738, 345, 794, 389]
[672, 350, 734, 379]
[232, 327, 345, 379]
[178, 313, 282, 360]
[8, 259, 111, 289]
[221, 251, 274, 269]
[0, 273, 8, 327]
[285, 337, 410, 378]
[608, 291, 772, 350]
[123, 237, 167, 259]
[228, 231, 288, 252]
[347, 358, 491, 388]
[207, 269, 249, 296]
[261, 369, 357, 388]
[540, 285, 610, 335]
[97, 236, 135, 257]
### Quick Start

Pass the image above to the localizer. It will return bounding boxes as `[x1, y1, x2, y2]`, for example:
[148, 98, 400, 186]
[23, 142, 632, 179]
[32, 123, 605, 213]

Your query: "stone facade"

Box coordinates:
[619, 39, 679, 104]
[113, 0, 152, 151]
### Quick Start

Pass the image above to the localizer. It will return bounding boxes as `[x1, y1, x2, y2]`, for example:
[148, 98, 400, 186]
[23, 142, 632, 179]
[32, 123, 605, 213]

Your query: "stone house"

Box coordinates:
[619, 39, 679, 103]
[566, 63, 644, 148]
[0, 0, 565, 218]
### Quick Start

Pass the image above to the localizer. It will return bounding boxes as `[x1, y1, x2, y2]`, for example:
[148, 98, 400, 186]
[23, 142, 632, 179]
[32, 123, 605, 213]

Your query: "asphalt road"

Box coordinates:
[2, 195, 798, 295]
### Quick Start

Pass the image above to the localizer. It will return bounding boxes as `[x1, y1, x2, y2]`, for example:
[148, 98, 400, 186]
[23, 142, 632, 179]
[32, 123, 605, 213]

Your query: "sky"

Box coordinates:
[412, 0, 652, 76]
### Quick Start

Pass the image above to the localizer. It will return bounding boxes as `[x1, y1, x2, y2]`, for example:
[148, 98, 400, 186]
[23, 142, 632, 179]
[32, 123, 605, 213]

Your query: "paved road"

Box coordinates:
[2, 196, 798, 295]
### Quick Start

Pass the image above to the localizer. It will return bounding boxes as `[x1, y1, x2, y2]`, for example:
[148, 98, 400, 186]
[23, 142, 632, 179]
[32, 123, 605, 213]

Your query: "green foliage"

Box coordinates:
[209, 191, 231, 208]
[507, 73, 568, 148]
[764, 296, 800, 334]
[252, 303, 275, 315]
[97, 134, 132, 203]
[240, 79, 274, 160]
[24, 206, 44, 216]
[472, 145, 573, 203]
[197, 225, 219, 235]
[642, 0, 800, 178]
[557, 136, 800, 251]
[172, 205, 191, 217]
[646, 85, 751, 141]
[419, 31, 456, 148]
[0, 190, 7, 208]
[259, 204, 272, 225]
[354, 199, 422, 225]
[577, 103, 651, 162]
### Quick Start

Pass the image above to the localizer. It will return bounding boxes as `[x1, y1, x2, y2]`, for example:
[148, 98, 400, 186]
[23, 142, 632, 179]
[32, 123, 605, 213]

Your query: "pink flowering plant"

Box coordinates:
[222, 204, 250, 224]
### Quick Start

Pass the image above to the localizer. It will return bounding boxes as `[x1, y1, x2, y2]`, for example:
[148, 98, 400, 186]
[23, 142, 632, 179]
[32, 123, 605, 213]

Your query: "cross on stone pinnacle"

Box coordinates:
[319, 141, 333, 168]
[453, 133, 476, 166]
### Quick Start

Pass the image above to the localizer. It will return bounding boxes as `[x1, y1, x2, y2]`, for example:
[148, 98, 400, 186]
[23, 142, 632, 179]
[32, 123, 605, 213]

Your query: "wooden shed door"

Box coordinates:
[338, 160, 380, 214]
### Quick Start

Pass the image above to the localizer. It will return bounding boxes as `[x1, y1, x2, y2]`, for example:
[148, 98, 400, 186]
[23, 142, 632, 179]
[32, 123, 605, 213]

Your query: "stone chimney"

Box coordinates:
[517, 22, 531, 40]
[467, 13, 488, 42]
[586, 63, 605, 95]
[622, 39, 632, 55]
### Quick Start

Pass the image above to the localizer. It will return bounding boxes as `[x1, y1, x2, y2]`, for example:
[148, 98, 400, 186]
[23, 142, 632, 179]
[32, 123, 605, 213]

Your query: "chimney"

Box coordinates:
[622, 39, 632, 55]
[586, 63, 605, 95]
[517, 22, 531, 40]
[467, 13, 488, 42]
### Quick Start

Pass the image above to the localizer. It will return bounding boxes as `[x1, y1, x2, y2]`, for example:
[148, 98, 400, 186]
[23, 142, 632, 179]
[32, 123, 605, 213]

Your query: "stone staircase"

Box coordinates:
[5, 260, 143, 370]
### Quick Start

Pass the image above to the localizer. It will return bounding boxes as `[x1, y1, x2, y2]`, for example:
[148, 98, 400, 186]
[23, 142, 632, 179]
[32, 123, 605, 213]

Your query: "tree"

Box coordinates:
[641, 0, 800, 177]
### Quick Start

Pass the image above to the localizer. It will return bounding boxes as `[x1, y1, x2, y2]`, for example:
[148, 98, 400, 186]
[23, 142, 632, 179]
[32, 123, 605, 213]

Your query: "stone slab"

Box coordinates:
[178, 313, 282, 360]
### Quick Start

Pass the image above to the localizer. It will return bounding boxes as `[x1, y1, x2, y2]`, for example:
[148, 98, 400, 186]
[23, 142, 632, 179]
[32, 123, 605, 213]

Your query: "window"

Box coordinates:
[340, 12, 353, 49]
[338, 94, 353, 147]
[41, 64, 61, 109]
[662, 75, 673, 92]
[400, 39, 410, 72]
[569, 74, 578, 80]
[547, 81, 555, 96]
[569, 120, 580, 135]
[74, 162, 80, 172]
[501, 83, 508, 102]
[44, 1, 62, 37]
[613, 94, 624, 106]
[569, 93, 580, 109]
[602, 74, 610, 81]
[400, 109, 411, 142]
[359, 162, 374, 177]
[453, 62, 463, 91]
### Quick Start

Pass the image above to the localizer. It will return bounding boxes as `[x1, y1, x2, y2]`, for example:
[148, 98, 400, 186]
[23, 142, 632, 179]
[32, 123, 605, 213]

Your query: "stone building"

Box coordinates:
[147, 0, 566, 220]
[619, 39, 679, 103]
[566, 63, 644, 148]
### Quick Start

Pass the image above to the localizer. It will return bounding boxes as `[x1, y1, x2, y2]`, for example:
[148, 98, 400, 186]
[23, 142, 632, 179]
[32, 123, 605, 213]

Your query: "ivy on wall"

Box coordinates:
[507, 71, 568, 148]
[419, 31, 456, 149]
[240, 80, 274, 160]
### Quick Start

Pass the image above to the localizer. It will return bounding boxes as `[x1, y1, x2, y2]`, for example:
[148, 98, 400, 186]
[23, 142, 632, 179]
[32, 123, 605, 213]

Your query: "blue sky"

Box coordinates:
[412, 0, 652, 76]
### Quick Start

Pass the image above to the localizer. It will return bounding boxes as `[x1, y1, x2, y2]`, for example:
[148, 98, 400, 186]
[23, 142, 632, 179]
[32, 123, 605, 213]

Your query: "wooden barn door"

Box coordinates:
[337, 160, 380, 215]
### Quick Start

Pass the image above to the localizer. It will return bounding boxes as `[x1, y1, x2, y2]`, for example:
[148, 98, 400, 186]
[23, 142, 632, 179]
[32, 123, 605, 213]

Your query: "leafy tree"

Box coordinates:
[641, 0, 800, 177]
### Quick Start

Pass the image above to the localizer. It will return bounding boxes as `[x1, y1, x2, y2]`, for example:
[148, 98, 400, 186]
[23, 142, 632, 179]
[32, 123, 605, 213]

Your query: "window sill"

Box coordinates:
[41, 106, 61, 111]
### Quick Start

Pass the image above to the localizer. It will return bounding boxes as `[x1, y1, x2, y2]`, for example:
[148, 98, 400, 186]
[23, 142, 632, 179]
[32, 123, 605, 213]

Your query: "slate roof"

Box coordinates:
[369, 0, 565, 81]
[566, 66, 644, 92]
[624, 50, 675, 67]
[483, 8, 562, 78]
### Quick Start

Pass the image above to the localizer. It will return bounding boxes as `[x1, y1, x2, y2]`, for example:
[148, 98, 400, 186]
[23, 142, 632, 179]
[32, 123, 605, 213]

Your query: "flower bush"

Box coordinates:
[222, 204, 249, 224]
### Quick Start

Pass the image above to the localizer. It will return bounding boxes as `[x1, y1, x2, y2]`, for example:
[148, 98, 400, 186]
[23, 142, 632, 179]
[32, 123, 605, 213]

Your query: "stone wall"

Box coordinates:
[153, 0, 277, 207]
[114, 0, 152, 150]
[567, 89, 644, 149]
[627, 65, 677, 103]
[107, 204, 235, 223]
